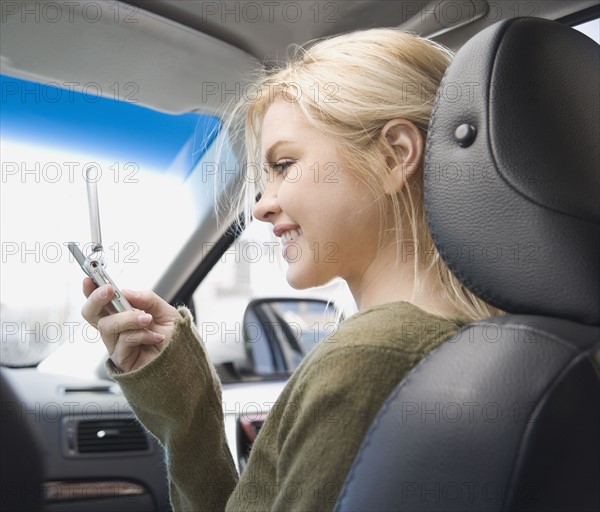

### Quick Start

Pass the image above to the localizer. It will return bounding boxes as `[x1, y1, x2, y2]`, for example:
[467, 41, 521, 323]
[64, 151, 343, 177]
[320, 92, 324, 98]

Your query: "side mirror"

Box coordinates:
[241, 298, 339, 377]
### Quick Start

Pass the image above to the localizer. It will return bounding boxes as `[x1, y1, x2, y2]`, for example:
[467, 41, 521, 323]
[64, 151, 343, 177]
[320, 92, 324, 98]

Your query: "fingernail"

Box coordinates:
[99, 286, 108, 299]
[153, 333, 165, 342]
[138, 314, 152, 325]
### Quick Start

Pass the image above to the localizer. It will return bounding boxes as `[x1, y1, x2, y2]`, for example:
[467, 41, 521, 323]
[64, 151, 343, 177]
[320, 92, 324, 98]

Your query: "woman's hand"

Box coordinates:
[81, 277, 181, 373]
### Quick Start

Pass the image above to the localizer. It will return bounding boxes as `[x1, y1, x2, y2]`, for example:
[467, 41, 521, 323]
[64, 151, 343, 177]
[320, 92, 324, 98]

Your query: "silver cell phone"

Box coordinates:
[68, 168, 132, 313]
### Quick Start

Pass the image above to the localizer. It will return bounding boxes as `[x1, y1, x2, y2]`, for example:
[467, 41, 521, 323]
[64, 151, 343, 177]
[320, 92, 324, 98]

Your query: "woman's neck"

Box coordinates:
[347, 242, 460, 318]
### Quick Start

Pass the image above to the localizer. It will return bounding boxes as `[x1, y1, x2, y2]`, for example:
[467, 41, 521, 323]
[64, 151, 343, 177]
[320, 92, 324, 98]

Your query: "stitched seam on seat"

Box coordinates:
[334, 333, 456, 509]
[471, 318, 584, 354]
[424, 77, 494, 306]
[423, 18, 510, 309]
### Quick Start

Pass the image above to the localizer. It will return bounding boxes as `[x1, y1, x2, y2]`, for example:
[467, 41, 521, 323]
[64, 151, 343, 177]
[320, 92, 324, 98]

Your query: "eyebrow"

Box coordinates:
[263, 140, 295, 163]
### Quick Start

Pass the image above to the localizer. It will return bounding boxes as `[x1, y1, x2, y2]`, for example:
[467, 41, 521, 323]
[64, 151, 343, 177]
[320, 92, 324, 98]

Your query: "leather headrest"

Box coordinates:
[424, 17, 600, 325]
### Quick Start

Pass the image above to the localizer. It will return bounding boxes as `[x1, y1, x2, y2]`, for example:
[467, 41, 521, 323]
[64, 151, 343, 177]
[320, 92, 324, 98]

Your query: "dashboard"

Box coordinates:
[2, 367, 170, 511]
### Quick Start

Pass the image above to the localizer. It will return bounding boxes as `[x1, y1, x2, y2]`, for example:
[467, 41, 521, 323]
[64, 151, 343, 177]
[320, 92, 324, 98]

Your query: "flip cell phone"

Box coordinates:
[68, 168, 132, 313]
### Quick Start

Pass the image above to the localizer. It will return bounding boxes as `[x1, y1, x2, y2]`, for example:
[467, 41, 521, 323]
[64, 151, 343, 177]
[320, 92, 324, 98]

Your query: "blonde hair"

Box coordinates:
[224, 28, 503, 321]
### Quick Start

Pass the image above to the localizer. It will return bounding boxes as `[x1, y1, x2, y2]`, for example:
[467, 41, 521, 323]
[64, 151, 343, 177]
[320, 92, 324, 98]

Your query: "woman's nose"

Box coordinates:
[253, 178, 282, 222]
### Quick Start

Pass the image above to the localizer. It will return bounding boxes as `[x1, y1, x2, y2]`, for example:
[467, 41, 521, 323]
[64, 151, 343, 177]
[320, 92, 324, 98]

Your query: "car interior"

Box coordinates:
[1, 1, 599, 511]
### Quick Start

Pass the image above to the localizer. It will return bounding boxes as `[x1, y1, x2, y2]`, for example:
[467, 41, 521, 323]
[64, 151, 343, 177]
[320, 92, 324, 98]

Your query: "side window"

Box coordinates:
[0, 74, 218, 374]
[573, 18, 599, 43]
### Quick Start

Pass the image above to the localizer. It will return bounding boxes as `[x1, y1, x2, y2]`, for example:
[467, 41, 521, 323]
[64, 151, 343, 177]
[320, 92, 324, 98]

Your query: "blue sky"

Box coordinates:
[1, 74, 220, 179]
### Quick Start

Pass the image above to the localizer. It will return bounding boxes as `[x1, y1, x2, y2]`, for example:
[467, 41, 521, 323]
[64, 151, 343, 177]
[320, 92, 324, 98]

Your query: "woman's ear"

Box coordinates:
[380, 118, 424, 194]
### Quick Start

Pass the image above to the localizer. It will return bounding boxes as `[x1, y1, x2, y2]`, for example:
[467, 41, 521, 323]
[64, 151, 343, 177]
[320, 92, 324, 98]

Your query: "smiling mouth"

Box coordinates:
[280, 228, 303, 245]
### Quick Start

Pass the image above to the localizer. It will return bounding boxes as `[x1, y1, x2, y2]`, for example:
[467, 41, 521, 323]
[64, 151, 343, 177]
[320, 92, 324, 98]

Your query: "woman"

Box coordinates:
[81, 28, 501, 511]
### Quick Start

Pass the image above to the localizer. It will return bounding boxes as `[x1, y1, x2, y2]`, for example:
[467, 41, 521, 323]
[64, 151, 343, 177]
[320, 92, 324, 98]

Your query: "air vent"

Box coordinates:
[60, 385, 119, 394]
[77, 419, 149, 454]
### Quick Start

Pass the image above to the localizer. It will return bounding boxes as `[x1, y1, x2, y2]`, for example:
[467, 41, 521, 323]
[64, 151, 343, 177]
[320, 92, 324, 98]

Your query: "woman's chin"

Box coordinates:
[285, 265, 312, 290]
[285, 262, 330, 290]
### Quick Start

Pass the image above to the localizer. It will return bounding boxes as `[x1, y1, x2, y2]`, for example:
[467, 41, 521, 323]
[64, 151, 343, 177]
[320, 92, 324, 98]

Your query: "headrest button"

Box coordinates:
[455, 124, 477, 147]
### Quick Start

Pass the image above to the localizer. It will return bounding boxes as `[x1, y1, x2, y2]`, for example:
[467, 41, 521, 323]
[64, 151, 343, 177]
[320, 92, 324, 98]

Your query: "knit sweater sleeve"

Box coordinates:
[106, 307, 238, 512]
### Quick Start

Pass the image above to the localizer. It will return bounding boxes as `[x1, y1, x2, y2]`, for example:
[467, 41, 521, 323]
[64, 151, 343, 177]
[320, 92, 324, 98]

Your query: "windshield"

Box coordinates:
[0, 74, 220, 368]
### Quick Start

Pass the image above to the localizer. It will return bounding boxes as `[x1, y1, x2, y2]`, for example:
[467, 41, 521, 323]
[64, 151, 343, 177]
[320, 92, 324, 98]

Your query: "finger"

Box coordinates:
[121, 289, 178, 322]
[82, 277, 97, 298]
[110, 333, 164, 372]
[107, 327, 166, 372]
[81, 284, 116, 326]
[121, 289, 161, 311]
[96, 310, 155, 354]
[119, 328, 166, 347]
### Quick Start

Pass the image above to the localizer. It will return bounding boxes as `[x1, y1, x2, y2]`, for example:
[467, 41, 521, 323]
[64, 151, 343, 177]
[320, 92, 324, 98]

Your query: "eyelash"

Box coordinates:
[270, 160, 294, 176]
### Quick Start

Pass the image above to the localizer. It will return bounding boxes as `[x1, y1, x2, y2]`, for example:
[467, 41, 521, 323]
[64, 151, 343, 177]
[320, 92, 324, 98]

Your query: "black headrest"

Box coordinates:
[424, 17, 600, 326]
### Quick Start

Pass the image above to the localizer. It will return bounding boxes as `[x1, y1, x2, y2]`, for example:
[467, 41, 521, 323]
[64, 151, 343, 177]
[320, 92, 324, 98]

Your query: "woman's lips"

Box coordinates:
[273, 223, 301, 238]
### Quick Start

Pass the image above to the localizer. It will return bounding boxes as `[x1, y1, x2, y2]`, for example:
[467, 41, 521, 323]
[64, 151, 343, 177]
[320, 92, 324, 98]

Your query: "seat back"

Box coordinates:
[334, 17, 600, 511]
[334, 317, 599, 511]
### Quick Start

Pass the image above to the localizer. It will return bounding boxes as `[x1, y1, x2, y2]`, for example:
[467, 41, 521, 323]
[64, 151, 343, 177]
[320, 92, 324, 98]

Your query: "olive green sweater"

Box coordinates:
[108, 301, 467, 511]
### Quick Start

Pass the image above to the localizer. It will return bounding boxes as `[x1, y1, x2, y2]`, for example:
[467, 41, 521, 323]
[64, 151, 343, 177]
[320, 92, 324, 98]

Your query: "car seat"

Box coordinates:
[334, 17, 599, 512]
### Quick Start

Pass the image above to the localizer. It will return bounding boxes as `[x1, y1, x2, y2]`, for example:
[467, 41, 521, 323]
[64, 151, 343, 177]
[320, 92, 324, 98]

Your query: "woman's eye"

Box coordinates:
[272, 160, 294, 175]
